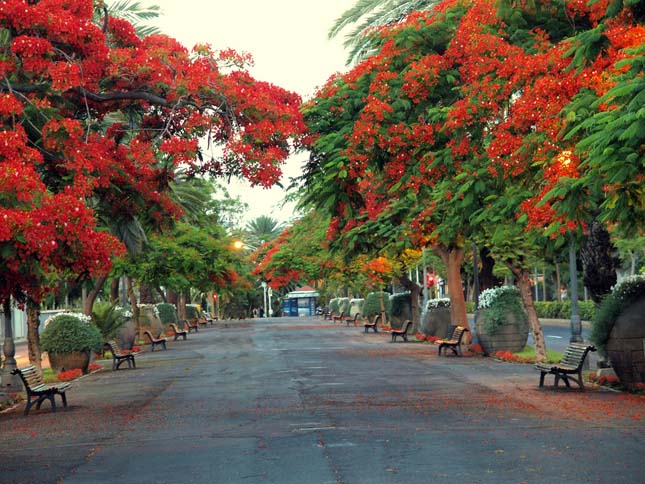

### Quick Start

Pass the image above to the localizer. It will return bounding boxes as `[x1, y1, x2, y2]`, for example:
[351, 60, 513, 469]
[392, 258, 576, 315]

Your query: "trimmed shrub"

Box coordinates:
[337, 297, 350, 314]
[328, 298, 340, 315]
[389, 292, 411, 318]
[186, 304, 200, 321]
[363, 291, 391, 318]
[156, 303, 178, 325]
[41, 314, 103, 354]
[478, 286, 528, 335]
[591, 275, 645, 353]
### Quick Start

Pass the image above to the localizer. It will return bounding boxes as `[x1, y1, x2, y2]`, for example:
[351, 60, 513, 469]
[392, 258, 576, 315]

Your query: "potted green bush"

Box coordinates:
[41, 313, 103, 374]
[476, 285, 529, 355]
[389, 292, 412, 326]
[363, 291, 391, 324]
[422, 298, 452, 338]
[591, 275, 645, 390]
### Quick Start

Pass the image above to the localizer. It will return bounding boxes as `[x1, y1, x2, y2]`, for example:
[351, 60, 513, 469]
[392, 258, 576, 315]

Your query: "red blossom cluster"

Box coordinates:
[57, 368, 83, 382]
[0, 0, 305, 303]
[493, 350, 533, 364]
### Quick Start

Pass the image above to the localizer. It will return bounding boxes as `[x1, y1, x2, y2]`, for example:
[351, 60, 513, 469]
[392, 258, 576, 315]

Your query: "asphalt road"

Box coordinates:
[0, 317, 642, 484]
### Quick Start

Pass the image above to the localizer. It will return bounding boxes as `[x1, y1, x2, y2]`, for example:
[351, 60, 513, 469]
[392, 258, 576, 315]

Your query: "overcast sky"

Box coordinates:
[149, 0, 355, 225]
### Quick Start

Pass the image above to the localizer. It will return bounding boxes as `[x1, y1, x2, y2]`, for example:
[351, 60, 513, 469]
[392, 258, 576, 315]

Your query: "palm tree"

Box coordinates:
[97, 0, 162, 37]
[329, 0, 438, 65]
[245, 216, 285, 250]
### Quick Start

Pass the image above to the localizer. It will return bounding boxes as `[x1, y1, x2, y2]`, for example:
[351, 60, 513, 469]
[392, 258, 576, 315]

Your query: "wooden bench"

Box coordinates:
[144, 330, 167, 351]
[437, 326, 470, 356]
[331, 311, 345, 324]
[391, 320, 413, 342]
[183, 319, 199, 333]
[343, 313, 361, 326]
[364, 314, 381, 333]
[169, 323, 188, 341]
[11, 365, 72, 416]
[535, 342, 596, 391]
[106, 340, 139, 370]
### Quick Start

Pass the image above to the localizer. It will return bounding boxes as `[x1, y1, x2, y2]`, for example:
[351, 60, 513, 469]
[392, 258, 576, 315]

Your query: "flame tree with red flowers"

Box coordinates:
[0, 0, 305, 378]
[299, 0, 642, 361]
[252, 212, 331, 294]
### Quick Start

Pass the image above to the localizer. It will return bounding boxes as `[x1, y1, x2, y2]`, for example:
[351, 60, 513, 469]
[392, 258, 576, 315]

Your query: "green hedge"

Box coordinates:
[533, 301, 595, 321]
[363, 291, 391, 318]
[186, 304, 200, 321]
[156, 303, 178, 325]
[469, 300, 595, 320]
[329, 298, 340, 315]
[389, 292, 410, 318]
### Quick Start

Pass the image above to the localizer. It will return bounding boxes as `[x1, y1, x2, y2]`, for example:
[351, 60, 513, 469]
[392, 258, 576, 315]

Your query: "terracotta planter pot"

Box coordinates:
[422, 307, 452, 338]
[606, 297, 645, 390]
[116, 319, 137, 350]
[477, 309, 529, 355]
[48, 350, 91, 374]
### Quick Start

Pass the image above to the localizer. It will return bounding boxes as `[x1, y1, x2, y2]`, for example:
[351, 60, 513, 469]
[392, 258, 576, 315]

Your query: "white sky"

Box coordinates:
[149, 0, 355, 225]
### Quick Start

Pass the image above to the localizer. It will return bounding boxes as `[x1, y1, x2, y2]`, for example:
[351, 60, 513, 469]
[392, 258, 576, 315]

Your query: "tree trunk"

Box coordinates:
[479, 246, 501, 291]
[26, 299, 42, 371]
[399, 273, 421, 334]
[83, 274, 107, 315]
[126, 276, 141, 343]
[555, 262, 562, 302]
[110, 277, 120, 302]
[434, 245, 471, 341]
[510, 264, 547, 363]
[139, 283, 155, 304]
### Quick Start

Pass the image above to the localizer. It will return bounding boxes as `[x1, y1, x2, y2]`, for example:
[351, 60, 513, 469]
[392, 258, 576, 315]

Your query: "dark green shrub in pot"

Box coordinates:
[337, 297, 350, 314]
[591, 275, 645, 390]
[41, 313, 103, 374]
[389, 292, 411, 326]
[477, 285, 529, 355]
[363, 291, 391, 320]
[186, 304, 200, 321]
[328, 298, 340, 315]
[156, 303, 178, 326]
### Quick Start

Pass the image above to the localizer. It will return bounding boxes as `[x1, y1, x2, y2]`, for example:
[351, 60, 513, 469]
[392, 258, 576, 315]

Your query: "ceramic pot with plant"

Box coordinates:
[41, 313, 104, 374]
[422, 298, 452, 339]
[476, 285, 529, 355]
[591, 275, 645, 390]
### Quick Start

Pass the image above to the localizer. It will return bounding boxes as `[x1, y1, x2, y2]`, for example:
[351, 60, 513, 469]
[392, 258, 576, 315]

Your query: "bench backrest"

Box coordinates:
[106, 340, 126, 357]
[12, 365, 43, 389]
[401, 320, 412, 333]
[450, 326, 469, 342]
[560, 343, 596, 369]
[170, 323, 183, 333]
[144, 330, 160, 342]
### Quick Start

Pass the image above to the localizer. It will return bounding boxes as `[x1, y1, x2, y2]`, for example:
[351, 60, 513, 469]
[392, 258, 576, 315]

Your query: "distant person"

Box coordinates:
[560, 285, 567, 300]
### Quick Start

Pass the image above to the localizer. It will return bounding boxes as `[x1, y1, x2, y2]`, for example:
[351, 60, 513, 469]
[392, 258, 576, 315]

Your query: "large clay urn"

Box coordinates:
[48, 351, 91, 374]
[139, 304, 163, 338]
[422, 307, 452, 339]
[477, 309, 529, 355]
[606, 297, 645, 390]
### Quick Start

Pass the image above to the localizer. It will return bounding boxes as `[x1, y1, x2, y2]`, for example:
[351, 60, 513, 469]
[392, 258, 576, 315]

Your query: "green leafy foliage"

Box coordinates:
[91, 302, 131, 340]
[40, 314, 103, 354]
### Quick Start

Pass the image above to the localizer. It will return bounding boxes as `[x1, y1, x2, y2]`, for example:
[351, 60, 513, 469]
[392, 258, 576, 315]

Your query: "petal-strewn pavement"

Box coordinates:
[1, 317, 643, 483]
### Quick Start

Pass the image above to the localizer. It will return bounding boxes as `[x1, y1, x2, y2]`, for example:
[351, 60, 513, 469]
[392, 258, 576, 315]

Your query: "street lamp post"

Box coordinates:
[472, 243, 480, 344]
[569, 241, 583, 343]
[261, 282, 268, 318]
